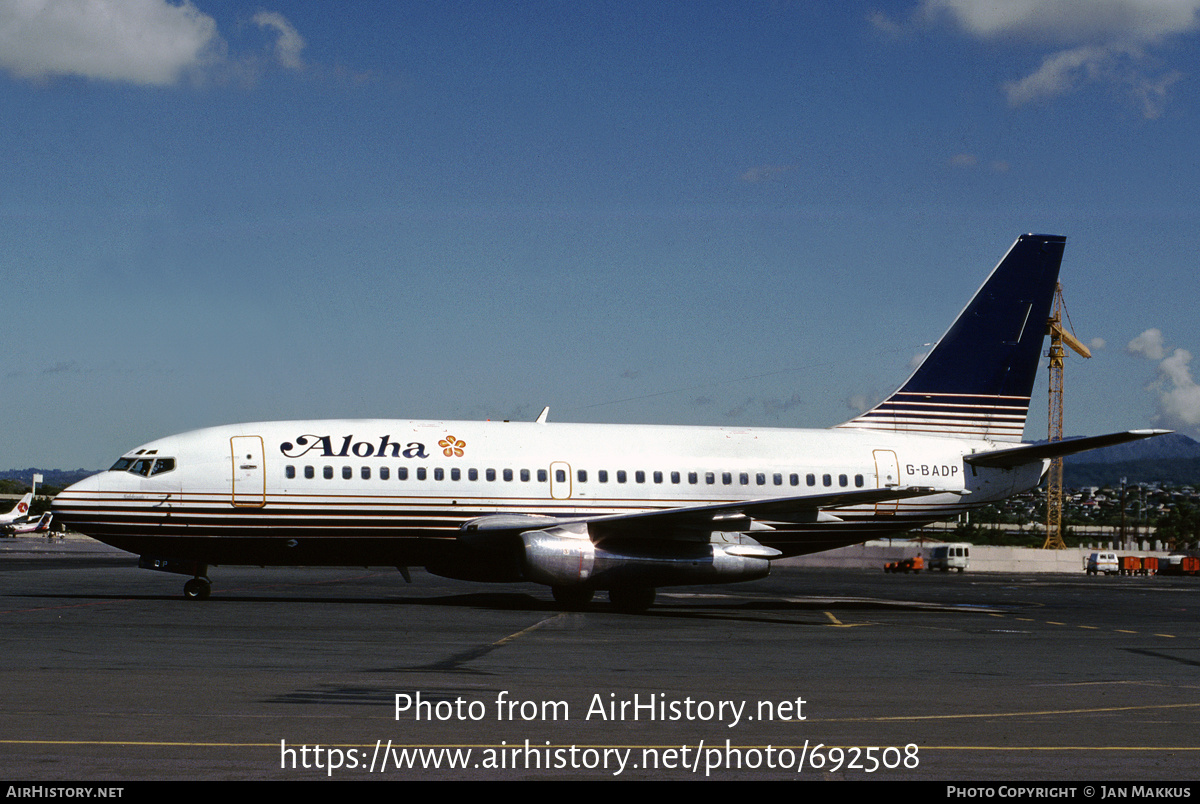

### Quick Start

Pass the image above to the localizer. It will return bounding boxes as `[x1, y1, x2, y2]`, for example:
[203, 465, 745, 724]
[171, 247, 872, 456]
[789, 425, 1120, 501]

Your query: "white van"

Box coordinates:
[1085, 551, 1119, 575]
[929, 543, 970, 572]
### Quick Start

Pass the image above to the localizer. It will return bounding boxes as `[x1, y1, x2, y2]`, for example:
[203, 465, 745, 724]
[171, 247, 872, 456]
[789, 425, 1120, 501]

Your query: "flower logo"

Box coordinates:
[439, 436, 466, 457]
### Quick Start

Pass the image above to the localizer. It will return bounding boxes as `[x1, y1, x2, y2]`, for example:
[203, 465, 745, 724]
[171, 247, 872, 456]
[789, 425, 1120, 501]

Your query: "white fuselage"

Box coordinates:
[53, 418, 1044, 567]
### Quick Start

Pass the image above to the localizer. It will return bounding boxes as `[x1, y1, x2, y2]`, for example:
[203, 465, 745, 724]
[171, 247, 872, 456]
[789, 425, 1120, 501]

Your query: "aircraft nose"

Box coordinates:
[51, 472, 105, 517]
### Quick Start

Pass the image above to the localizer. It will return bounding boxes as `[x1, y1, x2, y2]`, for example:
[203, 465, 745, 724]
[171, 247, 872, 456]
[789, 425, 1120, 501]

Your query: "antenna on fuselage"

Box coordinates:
[535, 407, 549, 424]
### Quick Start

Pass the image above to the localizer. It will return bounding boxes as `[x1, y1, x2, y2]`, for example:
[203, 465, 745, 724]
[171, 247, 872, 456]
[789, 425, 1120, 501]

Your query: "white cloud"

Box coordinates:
[924, 0, 1200, 43]
[0, 0, 220, 86]
[920, 0, 1200, 116]
[0, 1, 308, 87]
[253, 10, 304, 71]
[1002, 44, 1123, 106]
[1158, 348, 1200, 425]
[1127, 329, 1200, 431]
[1128, 328, 1165, 360]
[1090, 337, 1107, 351]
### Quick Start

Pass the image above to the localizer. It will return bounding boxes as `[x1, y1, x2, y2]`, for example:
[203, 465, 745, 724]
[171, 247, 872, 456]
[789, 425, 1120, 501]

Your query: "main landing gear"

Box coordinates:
[608, 586, 656, 613]
[551, 585, 656, 613]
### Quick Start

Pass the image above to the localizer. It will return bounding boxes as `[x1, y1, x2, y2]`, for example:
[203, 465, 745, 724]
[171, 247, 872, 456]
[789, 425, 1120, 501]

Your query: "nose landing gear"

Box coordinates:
[183, 576, 212, 600]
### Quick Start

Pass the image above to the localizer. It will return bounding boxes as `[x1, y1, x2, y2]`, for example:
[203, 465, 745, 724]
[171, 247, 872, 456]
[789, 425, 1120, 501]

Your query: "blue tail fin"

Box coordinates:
[837, 234, 1065, 443]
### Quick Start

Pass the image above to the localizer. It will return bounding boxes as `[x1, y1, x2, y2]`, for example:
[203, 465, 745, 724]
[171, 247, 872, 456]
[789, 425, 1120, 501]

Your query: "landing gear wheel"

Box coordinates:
[183, 578, 211, 600]
[551, 586, 594, 610]
[608, 586, 655, 613]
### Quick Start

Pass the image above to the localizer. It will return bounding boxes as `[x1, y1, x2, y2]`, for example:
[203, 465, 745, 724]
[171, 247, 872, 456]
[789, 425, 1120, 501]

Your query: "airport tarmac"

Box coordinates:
[2, 536, 1197, 781]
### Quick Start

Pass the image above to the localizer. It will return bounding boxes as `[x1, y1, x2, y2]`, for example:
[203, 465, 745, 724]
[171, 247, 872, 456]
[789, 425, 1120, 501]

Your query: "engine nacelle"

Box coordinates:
[521, 525, 771, 589]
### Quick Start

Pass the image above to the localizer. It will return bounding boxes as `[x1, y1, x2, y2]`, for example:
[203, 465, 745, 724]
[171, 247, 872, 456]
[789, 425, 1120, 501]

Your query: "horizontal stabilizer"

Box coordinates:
[964, 429, 1171, 468]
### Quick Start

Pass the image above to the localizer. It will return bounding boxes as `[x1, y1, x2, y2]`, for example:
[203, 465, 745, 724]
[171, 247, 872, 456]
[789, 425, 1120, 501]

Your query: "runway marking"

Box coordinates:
[491, 614, 565, 646]
[985, 614, 1182, 640]
[394, 614, 567, 672]
[805, 701, 1200, 723]
[823, 611, 871, 628]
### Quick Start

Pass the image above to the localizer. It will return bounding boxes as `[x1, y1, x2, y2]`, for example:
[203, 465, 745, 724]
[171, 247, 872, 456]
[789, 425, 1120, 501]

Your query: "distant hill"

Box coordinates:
[1063, 432, 1200, 487]
[0, 468, 97, 491]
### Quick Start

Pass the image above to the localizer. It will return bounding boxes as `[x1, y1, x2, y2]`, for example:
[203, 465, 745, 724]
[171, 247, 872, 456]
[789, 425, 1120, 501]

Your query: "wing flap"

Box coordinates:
[460, 486, 961, 545]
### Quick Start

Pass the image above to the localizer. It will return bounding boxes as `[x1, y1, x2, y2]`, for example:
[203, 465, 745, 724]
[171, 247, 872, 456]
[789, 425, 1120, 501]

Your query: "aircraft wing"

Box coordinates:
[964, 429, 1170, 469]
[461, 485, 959, 544]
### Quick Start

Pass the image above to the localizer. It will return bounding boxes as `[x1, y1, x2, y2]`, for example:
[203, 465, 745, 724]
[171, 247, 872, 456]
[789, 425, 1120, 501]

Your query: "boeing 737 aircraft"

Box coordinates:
[53, 235, 1166, 609]
[0, 492, 33, 527]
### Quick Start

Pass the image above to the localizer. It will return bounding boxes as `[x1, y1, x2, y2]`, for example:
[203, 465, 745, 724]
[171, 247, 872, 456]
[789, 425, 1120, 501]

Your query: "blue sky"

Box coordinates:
[2, 0, 1199, 469]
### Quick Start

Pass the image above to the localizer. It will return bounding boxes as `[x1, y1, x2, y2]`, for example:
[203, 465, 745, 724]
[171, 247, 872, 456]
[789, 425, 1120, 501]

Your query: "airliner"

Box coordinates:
[0, 492, 33, 526]
[4, 511, 52, 536]
[52, 235, 1165, 610]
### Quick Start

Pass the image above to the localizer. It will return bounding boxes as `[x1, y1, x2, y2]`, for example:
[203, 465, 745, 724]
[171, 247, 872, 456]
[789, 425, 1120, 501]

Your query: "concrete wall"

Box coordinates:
[780, 541, 1176, 573]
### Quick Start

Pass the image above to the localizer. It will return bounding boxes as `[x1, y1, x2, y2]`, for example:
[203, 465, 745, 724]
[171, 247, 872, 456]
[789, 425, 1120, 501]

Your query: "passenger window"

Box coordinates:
[653, 471, 663, 484]
[285, 465, 295, 479]
[617, 471, 627, 483]
[323, 466, 333, 479]
[380, 467, 390, 480]
[486, 468, 496, 481]
[537, 469, 547, 482]
[806, 474, 816, 486]
[577, 470, 587, 482]
[304, 466, 314, 479]
[361, 467, 371, 480]
[670, 471, 680, 484]
[434, 468, 444, 480]
[773, 473, 783, 485]
[839, 474, 848, 487]
[705, 472, 715, 485]
[739, 473, 749, 485]
[342, 466, 352, 480]
[451, 468, 461, 481]
[417, 467, 427, 480]
[556, 469, 566, 482]
[823, 474, 832, 487]
[635, 471, 645, 483]
[790, 474, 799, 486]
[469, 468, 478, 481]
[520, 469, 530, 482]
[855, 474, 864, 487]
[398, 467, 408, 480]
[598, 470, 608, 483]
[689, 472, 698, 484]
[503, 469, 513, 481]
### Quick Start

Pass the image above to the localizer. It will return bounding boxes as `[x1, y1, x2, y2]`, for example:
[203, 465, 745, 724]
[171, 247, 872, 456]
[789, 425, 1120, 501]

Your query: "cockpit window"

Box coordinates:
[110, 456, 176, 476]
[150, 458, 175, 476]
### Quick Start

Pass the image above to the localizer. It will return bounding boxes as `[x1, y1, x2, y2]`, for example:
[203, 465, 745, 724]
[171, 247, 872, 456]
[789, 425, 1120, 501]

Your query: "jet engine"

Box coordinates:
[520, 523, 773, 590]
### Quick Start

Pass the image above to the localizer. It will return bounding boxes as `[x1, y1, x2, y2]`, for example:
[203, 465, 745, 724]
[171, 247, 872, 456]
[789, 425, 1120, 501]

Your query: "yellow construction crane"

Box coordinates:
[1044, 284, 1091, 549]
